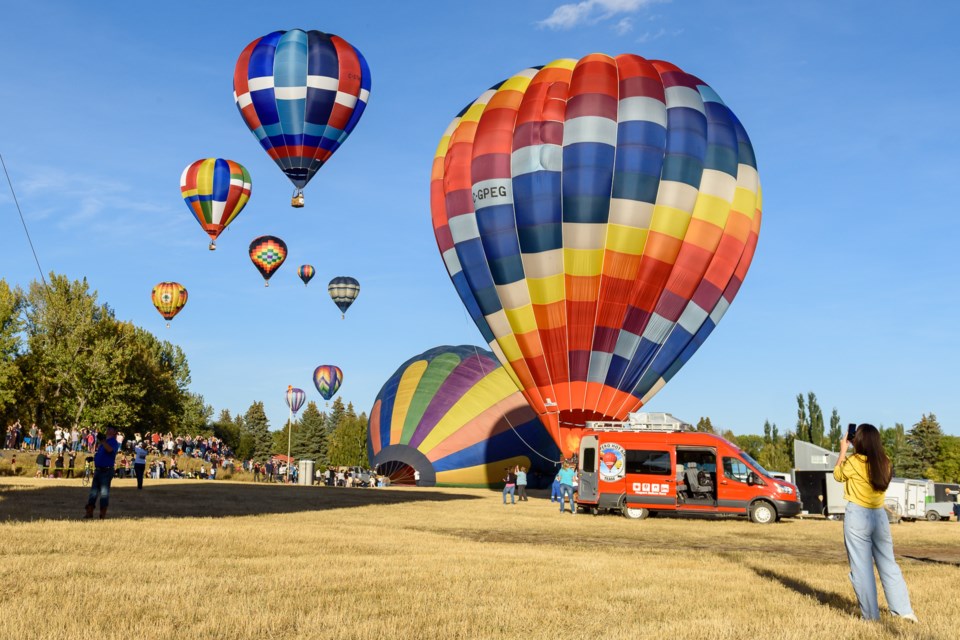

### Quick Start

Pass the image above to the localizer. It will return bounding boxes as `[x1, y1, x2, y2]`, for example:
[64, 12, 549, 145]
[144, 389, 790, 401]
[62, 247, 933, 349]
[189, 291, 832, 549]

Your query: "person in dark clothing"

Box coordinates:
[502, 467, 517, 505]
[84, 426, 119, 519]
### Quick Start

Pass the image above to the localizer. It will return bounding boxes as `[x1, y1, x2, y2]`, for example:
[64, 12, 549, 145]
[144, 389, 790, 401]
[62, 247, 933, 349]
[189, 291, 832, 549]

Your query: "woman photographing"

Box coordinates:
[834, 423, 917, 623]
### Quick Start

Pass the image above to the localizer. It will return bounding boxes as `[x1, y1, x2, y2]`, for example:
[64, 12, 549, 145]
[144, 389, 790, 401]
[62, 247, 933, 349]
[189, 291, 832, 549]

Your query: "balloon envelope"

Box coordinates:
[249, 236, 288, 284]
[285, 386, 306, 415]
[151, 282, 188, 323]
[431, 55, 762, 455]
[233, 29, 371, 200]
[297, 265, 315, 286]
[368, 345, 560, 487]
[327, 276, 359, 317]
[313, 365, 342, 401]
[180, 158, 251, 247]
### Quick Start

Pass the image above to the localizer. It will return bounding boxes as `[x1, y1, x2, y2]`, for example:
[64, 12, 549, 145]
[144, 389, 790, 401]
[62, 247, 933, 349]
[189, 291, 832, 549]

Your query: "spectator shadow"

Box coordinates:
[0, 480, 482, 522]
[749, 566, 859, 616]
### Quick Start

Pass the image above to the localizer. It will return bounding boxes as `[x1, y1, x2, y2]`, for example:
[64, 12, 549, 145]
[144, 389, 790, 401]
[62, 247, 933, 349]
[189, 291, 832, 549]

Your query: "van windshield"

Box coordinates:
[740, 452, 772, 479]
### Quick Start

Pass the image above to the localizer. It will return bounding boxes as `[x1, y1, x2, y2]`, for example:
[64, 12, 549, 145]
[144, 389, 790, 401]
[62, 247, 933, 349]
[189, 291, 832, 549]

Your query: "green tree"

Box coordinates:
[827, 408, 842, 451]
[181, 392, 213, 435]
[243, 401, 272, 461]
[326, 397, 346, 435]
[763, 419, 773, 444]
[902, 414, 943, 477]
[695, 416, 715, 433]
[807, 392, 824, 446]
[795, 394, 809, 443]
[734, 434, 764, 459]
[880, 423, 908, 475]
[0, 279, 24, 416]
[211, 409, 241, 451]
[328, 404, 368, 467]
[932, 436, 960, 483]
[292, 401, 328, 463]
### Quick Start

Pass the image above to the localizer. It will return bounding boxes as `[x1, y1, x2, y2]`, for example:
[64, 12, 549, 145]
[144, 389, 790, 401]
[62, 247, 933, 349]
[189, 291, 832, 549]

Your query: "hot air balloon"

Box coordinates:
[249, 236, 288, 286]
[368, 345, 560, 487]
[313, 365, 342, 401]
[180, 158, 252, 250]
[431, 56, 762, 456]
[233, 29, 371, 208]
[285, 385, 306, 416]
[297, 264, 315, 286]
[151, 282, 188, 327]
[327, 276, 359, 318]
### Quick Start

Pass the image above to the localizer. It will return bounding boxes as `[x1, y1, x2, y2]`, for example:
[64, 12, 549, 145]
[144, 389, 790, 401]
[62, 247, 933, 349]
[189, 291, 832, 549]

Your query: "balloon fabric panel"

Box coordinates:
[431, 54, 762, 452]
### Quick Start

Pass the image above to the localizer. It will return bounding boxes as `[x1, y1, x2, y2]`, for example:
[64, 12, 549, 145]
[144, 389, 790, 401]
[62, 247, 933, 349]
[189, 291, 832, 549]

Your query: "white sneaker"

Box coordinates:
[897, 614, 919, 624]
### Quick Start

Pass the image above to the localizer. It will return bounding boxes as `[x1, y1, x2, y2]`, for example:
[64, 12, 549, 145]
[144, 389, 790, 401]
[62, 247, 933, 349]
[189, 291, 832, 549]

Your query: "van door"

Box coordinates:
[624, 448, 676, 511]
[578, 435, 599, 504]
[717, 456, 753, 514]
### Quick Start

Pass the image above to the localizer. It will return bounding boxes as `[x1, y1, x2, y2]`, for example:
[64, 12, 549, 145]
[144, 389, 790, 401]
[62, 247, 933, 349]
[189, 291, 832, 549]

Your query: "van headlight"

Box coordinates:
[776, 484, 794, 495]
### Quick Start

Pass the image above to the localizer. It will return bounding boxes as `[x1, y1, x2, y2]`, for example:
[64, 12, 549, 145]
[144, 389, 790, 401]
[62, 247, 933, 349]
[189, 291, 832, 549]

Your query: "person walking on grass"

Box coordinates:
[84, 426, 119, 520]
[558, 460, 577, 515]
[835, 423, 916, 623]
[502, 467, 517, 505]
[516, 466, 528, 502]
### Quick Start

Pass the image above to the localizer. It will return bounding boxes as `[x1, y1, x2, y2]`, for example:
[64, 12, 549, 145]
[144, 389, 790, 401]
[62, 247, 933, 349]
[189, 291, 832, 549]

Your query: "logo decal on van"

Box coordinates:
[599, 443, 625, 482]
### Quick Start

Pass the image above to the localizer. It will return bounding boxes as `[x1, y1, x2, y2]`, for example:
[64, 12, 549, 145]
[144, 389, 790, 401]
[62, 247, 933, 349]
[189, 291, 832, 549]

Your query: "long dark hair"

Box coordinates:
[853, 423, 892, 492]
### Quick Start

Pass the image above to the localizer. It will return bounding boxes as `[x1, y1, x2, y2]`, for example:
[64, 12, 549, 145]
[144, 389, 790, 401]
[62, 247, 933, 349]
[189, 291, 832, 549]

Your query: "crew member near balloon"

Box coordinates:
[834, 423, 917, 622]
[84, 425, 120, 519]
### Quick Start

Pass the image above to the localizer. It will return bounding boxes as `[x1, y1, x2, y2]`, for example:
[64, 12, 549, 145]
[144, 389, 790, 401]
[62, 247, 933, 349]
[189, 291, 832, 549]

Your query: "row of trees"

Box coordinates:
[0, 275, 371, 468]
[695, 394, 958, 482]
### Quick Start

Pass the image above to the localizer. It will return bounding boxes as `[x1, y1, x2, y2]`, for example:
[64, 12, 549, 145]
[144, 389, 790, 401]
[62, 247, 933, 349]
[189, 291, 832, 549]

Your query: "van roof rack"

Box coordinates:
[585, 420, 694, 433]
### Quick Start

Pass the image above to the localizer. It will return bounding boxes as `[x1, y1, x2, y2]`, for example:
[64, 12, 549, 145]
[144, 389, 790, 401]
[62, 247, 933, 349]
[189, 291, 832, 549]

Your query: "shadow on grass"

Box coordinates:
[0, 480, 482, 522]
[750, 566, 859, 616]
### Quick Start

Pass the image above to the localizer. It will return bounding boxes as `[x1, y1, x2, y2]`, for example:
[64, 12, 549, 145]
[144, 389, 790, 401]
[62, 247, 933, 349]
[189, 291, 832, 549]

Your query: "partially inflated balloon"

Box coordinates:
[249, 236, 288, 286]
[431, 55, 762, 455]
[151, 282, 188, 327]
[233, 29, 371, 207]
[313, 365, 342, 401]
[285, 385, 306, 416]
[368, 345, 560, 487]
[180, 158, 251, 250]
[297, 265, 315, 286]
[327, 276, 359, 318]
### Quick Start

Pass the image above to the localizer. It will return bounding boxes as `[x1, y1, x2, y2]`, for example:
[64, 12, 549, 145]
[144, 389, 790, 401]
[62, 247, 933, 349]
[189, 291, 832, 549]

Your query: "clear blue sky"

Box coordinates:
[2, 1, 957, 436]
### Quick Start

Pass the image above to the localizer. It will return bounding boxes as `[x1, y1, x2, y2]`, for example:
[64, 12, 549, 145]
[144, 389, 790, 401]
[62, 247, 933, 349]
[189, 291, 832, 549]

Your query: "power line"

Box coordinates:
[1, 153, 47, 287]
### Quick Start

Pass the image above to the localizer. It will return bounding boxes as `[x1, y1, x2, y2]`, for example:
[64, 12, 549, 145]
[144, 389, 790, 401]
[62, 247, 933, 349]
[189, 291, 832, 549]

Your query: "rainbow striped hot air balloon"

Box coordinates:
[431, 55, 762, 456]
[233, 29, 371, 207]
[297, 265, 315, 286]
[151, 282, 188, 328]
[368, 346, 560, 487]
[313, 365, 342, 401]
[285, 386, 306, 416]
[180, 158, 251, 250]
[248, 236, 287, 286]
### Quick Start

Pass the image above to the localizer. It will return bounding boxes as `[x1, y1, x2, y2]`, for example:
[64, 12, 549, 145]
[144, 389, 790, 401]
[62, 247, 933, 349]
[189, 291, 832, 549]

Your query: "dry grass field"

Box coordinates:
[1, 477, 958, 640]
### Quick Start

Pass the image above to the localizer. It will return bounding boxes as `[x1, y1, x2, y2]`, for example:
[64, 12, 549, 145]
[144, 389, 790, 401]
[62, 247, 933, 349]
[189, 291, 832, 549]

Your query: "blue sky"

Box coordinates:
[1, 0, 958, 437]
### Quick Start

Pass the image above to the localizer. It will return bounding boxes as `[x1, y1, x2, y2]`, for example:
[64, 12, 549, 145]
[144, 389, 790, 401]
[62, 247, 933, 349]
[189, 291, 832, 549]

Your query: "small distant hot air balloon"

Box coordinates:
[313, 365, 342, 401]
[249, 236, 288, 286]
[151, 282, 188, 328]
[297, 265, 315, 286]
[285, 385, 306, 416]
[180, 158, 251, 250]
[327, 276, 359, 318]
[233, 29, 371, 207]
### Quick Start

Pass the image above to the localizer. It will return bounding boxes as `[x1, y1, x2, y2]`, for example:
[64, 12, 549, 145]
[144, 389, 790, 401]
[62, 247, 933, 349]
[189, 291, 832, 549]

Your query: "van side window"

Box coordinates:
[723, 457, 750, 483]
[625, 450, 671, 475]
[581, 447, 596, 473]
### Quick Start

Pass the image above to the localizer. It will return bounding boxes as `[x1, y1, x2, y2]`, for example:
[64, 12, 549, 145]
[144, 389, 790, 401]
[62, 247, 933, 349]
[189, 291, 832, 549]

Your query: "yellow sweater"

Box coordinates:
[833, 454, 886, 509]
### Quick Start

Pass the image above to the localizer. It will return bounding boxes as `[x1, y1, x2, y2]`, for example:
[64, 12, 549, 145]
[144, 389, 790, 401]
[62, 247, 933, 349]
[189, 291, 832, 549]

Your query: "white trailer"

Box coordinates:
[886, 478, 929, 521]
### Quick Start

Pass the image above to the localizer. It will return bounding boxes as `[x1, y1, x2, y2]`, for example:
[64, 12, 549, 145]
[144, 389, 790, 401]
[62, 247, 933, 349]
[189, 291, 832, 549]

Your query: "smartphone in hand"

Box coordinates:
[847, 423, 857, 442]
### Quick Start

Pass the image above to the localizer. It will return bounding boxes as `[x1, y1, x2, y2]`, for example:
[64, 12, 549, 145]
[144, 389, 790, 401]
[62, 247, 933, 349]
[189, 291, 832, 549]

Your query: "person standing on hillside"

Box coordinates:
[834, 423, 916, 623]
[84, 426, 119, 520]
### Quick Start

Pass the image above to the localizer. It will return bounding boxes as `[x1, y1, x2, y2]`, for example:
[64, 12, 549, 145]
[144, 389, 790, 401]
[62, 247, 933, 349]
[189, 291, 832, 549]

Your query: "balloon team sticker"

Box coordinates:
[599, 443, 625, 482]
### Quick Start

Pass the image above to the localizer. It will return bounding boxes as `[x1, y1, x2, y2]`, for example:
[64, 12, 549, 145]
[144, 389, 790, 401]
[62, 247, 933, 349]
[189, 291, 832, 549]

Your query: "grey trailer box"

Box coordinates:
[793, 440, 846, 516]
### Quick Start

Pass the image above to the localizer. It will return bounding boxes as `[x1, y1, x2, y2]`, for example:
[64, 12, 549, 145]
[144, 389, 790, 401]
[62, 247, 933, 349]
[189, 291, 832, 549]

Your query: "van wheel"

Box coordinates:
[622, 505, 649, 520]
[749, 501, 776, 524]
[925, 511, 941, 522]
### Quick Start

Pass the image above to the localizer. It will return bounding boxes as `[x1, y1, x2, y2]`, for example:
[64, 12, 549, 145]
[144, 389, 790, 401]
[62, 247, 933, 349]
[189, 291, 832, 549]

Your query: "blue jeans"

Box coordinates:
[86, 468, 114, 509]
[502, 484, 515, 504]
[560, 484, 575, 513]
[843, 502, 914, 620]
[551, 480, 561, 502]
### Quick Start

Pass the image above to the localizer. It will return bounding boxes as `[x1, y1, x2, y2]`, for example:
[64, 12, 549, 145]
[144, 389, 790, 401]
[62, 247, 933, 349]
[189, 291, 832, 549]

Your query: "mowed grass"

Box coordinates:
[1, 478, 958, 640]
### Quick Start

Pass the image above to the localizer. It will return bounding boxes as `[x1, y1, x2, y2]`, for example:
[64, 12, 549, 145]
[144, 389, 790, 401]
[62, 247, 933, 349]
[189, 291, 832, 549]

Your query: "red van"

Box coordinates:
[576, 423, 801, 524]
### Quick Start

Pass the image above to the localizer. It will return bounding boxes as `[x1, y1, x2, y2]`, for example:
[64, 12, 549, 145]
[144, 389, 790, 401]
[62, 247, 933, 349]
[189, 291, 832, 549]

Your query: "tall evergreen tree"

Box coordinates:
[328, 408, 368, 468]
[695, 416, 715, 433]
[805, 392, 824, 446]
[326, 397, 346, 435]
[902, 413, 943, 477]
[827, 408, 842, 451]
[243, 401, 272, 461]
[763, 419, 773, 444]
[881, 423, 908, 475]
[795, 393, 809, 443]
[292, 401, 327, 463]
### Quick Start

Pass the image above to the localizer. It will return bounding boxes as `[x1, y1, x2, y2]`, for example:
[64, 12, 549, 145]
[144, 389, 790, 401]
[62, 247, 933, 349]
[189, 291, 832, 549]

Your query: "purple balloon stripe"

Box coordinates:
[408, 353, 496, 448]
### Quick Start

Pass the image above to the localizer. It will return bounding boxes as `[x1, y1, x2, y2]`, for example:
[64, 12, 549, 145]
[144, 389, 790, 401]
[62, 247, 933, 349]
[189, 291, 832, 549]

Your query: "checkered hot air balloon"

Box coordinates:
[313, 365, 342, 401]
[327, 276, 359, 319]
[151, 282, 188, 328]
[180, 158, 251, 250]
[431, 55, 762, 457]
[285, 386, 306, 416]
[233, 29, 371, 208]
[248, 236, 288, 286]
[297, 265, 315, 286]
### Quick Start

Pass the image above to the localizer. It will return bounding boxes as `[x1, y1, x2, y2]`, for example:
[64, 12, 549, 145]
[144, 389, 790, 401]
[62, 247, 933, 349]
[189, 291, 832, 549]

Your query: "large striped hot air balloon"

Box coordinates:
[180, 158, 251, 250]
[431, 55, 762, 456]
[327, 276, 359, 318]
[368, 346, 560, 487]
[313, 365, 342, 401]
[233, 29, 371, 207]
[151, 282, 188, 328]
[248, 236, 288, 286]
